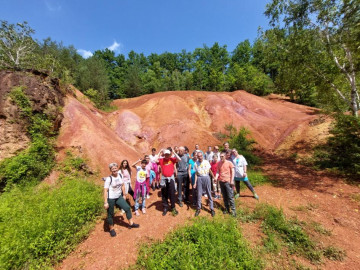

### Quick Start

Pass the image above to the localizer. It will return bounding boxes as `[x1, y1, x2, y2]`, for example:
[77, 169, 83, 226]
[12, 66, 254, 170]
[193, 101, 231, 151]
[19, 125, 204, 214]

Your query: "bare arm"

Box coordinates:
[230, 167, 235, 185]
[104, 188, 109, 209]
[172, 149, 181, 161]
[131, 158, 142, 168]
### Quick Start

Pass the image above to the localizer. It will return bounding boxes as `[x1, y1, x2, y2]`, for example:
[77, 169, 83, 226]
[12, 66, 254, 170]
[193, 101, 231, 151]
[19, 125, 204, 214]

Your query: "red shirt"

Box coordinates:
[210, 161, 218, 176]
[158, 157, 178, 177]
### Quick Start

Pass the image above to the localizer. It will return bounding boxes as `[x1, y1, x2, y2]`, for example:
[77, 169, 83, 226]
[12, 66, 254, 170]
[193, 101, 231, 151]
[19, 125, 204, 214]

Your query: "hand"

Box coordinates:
[193, 184, 197, 189]
[104, 203, 109, 210]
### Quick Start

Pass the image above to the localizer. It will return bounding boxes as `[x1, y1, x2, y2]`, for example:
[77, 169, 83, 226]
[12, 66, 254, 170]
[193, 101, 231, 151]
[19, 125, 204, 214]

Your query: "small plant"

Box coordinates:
[132, 217, 263, 269]
[322, 246, 346, 261]
[311, 222, 332, 236]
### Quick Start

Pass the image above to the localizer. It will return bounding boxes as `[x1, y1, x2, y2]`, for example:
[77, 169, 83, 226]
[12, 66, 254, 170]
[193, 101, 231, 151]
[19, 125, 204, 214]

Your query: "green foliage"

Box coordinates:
[322, 246, 346, 261]
[0, 20, 36, 70]
[222, 124, 260, 166]
[133, 217, 262, 270]
[313, 114, 360, 178]
[251, 204, 322, 263]
[0, 169, 103, 269]
[0, 87, 55, 190]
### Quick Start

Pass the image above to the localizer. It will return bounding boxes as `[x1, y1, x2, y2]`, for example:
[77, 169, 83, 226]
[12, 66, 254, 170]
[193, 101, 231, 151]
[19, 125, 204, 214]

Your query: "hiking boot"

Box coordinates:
[195, 209, 200, 217]
[129, 223, 140, 229]
[211, 210, 215, 217]
[254, 193, 259, 200]
[162, 208, 168, 216]
[171, 208, 179, 216]
[110, 229, 116, 237]
[135, 210, 140, 216]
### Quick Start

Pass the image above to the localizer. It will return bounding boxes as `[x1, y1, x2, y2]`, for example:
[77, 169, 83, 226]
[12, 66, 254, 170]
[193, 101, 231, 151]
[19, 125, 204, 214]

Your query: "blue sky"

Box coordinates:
[0, 0, 271, 58]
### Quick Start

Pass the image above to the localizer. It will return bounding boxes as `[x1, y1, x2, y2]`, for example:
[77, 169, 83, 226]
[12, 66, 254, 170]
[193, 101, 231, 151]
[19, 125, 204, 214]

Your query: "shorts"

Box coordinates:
[234, 177, 249, 182]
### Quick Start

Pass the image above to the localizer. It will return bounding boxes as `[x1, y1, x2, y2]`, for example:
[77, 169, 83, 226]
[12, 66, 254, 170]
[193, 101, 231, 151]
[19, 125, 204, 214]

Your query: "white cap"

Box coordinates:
[164, 150, 171, 155]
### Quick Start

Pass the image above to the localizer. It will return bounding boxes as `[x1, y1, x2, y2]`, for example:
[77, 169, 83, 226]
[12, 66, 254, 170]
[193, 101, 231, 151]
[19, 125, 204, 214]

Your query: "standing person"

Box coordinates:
[213, 145, 220, 160]
[157, 148, 181, 216]
[232, 149, 259, 200]
[210, 154, 221, 200]
[176, 146, 190, 206]
[188, 152, 198, 206]
[223, 142, 230, 152]
[149, 148, 160, 190]
[204, 146, 214, 161]
[144, 155, 152, 198]
[194, 152, 215, 217]
[215, 152, 236, 216]
[191, 144, 204, 157]
[104, 163, 139, 237]
[119, 160, 134, 212]
[184, 146, 190, 157]
[131, 159, 148, 215]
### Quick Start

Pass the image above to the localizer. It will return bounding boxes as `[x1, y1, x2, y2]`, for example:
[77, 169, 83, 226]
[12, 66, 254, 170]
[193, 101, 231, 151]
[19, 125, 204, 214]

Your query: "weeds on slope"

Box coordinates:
[0, 152, 103, 269]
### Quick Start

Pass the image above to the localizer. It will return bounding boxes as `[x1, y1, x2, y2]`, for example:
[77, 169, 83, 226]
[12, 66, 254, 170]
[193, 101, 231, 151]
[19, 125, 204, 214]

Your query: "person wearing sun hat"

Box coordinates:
[157, 148, 181, 216]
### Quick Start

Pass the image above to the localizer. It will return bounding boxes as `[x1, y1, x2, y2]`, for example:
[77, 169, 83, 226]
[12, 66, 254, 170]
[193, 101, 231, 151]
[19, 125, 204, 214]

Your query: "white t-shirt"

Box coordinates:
[104, 172, 124, 199]
[136, 166, 147, 183]
[204, 151, 214, 161]
[233, 155, 248, 178]
[195, 160, 211, 176]
[149, 154, 158, 163]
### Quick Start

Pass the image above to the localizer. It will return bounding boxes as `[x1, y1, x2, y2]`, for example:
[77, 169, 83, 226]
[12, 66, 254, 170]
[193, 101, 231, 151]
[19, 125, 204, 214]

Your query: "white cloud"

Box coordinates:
[77, 49, 93, 59]
[107, 41, 122, 52]
[44, 0, 62, 11]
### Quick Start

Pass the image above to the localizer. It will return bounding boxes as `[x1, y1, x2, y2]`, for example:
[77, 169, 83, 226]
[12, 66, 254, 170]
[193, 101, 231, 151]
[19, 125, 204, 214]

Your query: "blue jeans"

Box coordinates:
[135, 186, 146, 210]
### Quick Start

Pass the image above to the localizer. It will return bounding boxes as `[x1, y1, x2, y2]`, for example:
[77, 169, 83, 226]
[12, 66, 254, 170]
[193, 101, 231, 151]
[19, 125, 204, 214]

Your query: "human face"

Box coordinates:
[213, 155, 218, 162]
[195, 144, 199, 150]
[152, 149, 156, 154]
[220, 154, 226, 162]
[226, 152, 231, 160]
[122, 161, 128, 167]
[110, 165, 118, 175]
[208, 146, 212, 151]
[214, 146, 219, 152]
[197, 153, 203, 162]
[224, 143, 229, 150]
[141, 162, 146, 169]
[232, 149, 238, 156]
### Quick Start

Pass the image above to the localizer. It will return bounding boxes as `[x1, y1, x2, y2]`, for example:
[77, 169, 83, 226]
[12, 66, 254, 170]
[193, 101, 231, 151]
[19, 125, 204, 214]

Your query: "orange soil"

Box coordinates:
[56, 90, 359, 269]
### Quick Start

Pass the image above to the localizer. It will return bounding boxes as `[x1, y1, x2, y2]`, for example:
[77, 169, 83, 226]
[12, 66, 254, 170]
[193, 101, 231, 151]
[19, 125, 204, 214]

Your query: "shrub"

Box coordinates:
[133, 217, 262, 270]
[314, 114, 360, 178]
[0, 161, 103, 269]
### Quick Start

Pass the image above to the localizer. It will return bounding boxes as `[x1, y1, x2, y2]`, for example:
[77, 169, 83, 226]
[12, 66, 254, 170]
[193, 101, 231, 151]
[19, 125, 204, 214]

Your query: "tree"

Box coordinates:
[265, 0, 360, 116]
[0, 21, 37, 70]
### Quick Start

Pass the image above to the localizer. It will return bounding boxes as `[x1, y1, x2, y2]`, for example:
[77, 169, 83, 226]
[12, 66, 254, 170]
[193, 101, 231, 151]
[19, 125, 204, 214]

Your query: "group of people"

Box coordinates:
[103, 142, 259, 237]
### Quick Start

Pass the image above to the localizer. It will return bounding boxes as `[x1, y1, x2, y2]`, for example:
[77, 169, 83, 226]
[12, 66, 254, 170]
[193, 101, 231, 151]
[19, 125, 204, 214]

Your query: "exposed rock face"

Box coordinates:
[0, 70, 65, 161]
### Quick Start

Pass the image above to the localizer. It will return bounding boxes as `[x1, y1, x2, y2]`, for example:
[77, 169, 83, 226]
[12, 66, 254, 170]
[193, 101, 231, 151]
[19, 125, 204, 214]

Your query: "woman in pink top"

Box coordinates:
[119, 160, 134, 203]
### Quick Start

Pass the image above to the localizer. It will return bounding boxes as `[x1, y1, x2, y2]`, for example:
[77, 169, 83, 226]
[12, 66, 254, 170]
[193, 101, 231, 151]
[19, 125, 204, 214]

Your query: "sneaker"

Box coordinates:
[147, 195, 150, 199]
[254, 193, 259, 200]
[204, 194, 208, 198]
[129, 223, 140, 229]
[135, 210, 140, 216]
[121, 209, 125, 214]
[179, 201, 183, 207]
[195, 209, 200, 217]
[171, 208, 179, 216]
[234, 193, 240, 199]
[162, 208, 168, 216]
[211, 210, 215, 217]
[142, 208, 146, 214]
[110, 229, 116, 237]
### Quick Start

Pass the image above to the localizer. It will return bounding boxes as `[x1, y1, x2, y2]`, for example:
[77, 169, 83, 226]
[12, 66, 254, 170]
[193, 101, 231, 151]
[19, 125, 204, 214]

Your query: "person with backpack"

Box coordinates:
[103, 163, 139, 237]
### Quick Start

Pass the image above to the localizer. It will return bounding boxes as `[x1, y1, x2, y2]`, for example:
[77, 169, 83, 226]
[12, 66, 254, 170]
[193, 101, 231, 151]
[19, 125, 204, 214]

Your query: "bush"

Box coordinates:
[314, 114, 360, 178]
[133, 217, 262, 270]
[0, 174, 102, 269]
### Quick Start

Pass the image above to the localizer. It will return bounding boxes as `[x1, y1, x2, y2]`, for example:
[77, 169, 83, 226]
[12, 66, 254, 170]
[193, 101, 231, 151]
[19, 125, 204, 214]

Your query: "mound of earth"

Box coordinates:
[0, 70, 64, 161]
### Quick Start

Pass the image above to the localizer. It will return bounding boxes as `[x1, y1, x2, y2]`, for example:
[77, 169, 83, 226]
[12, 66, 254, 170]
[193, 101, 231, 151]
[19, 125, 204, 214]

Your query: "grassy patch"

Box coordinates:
[0, 154, 103, 269]
[131, 217, 263, 270]
[0, 87, 56, 190]
[322, 246, 346, 261]
[290, 203, 318, 213]
[310, 221, 332, 236]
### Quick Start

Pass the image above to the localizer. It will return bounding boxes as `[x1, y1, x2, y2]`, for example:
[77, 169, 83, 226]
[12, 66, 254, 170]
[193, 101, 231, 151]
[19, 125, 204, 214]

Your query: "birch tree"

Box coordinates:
[265, 0, 359, 116]
[0, 21, 36, 70]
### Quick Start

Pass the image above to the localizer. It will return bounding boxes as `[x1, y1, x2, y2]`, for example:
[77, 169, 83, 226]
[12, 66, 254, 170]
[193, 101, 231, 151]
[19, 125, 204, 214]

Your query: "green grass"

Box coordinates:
[322, 246, 346, 261]
[0, 154, 103, 269]
[131, 217, 263, 270]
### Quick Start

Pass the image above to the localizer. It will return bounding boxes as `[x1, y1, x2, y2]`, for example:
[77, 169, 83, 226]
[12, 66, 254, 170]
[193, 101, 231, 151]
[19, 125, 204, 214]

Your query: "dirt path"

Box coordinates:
[58, 154, 360, 270]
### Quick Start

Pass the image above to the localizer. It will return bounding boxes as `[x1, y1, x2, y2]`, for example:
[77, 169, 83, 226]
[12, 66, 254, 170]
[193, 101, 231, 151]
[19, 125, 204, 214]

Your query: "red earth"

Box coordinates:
[55, 90, 360, 269]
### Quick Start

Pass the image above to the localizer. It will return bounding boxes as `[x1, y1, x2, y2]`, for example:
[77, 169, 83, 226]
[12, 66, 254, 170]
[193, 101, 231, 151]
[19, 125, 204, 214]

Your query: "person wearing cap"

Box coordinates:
[215, 152, 236, 216]
[194, 152, 215, 217]
[157, 148, 181, 216]
[104, 163, 139, 237]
